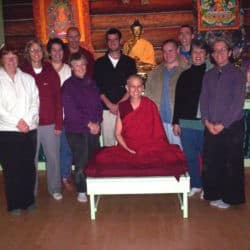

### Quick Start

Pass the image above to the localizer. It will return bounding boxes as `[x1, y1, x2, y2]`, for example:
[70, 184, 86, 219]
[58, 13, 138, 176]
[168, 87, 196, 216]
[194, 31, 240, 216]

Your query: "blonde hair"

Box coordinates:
[24, 39, 47, 62]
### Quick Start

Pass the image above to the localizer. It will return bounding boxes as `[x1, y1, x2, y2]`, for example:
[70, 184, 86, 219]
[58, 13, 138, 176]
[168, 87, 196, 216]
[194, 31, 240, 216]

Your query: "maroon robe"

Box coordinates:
[85, 97, 187, 178]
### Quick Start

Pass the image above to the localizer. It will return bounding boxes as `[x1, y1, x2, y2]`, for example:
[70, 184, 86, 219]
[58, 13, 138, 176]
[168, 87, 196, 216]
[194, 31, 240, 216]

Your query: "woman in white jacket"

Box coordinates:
[0, 45, 39, 215]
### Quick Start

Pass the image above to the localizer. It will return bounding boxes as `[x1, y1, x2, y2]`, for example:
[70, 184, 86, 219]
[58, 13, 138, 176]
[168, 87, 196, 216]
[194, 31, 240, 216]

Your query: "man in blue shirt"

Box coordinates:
[145, 39, 188, 147]
[178, 25, 194, 62]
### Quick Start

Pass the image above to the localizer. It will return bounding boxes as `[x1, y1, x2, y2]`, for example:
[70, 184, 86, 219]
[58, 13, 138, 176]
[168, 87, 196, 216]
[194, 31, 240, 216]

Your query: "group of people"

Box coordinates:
[0, 22, 246, 216]
[0, 26, 99, 215]
[146, 25, 245, 209]
[146, 26, 246, 209]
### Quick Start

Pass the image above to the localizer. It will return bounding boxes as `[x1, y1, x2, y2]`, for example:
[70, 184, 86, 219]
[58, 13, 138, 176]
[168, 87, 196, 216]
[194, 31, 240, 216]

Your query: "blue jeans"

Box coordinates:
[60, 128, 73, 179]
[181, 127, 204, 188]
[163, 123, 182, 148]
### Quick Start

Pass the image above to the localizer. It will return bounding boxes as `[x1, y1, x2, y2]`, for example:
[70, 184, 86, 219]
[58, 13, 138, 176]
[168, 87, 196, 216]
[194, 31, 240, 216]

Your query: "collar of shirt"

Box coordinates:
[180, 48, 191, 59]
[108, 54, 119, 68]
[71, 73, 92, 86]
[164, 66, 177, 76]
[0, 67, 22, 83]
[215, 62, 231, 73]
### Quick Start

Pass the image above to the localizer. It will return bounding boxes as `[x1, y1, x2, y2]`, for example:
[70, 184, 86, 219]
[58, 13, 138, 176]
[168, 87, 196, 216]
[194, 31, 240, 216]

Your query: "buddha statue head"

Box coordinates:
[130, 20, 143, 40]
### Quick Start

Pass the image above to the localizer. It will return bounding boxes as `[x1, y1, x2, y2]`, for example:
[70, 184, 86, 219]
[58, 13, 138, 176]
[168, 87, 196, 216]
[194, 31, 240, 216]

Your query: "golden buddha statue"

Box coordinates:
[123, 20, 156, 76]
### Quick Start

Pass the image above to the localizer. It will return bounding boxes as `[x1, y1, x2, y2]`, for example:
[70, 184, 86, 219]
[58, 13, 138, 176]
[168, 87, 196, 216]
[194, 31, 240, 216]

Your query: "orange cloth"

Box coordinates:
[124, 38, 156, 65]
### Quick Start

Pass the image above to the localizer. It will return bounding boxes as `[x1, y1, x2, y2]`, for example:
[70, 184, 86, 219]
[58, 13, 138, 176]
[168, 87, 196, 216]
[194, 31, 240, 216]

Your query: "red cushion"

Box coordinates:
[85, 151, 187, 179]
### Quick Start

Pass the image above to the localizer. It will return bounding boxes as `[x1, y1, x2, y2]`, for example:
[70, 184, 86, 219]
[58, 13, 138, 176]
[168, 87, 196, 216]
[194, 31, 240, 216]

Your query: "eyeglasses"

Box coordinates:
[212, 47, 228, 54]
[29, 48, 42, 53]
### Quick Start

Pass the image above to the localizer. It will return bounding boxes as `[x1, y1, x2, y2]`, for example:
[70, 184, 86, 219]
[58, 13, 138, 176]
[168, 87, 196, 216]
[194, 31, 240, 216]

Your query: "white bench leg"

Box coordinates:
[90, 194, 96, 220]
[183, 192, 188, 219]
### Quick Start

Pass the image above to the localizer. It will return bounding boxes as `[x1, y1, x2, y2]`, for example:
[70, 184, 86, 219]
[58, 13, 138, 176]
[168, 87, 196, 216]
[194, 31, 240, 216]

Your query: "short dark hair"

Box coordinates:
[106, 28, 122, 41]
[179, 25, 194, 34]
[162, 39, 178, 50]
[0, 44, 18, 59]
[46, 38, 66, 54]
[191, 39, 208, 54]
[69, 52, 87, 66]
[212, 38, 231, 51]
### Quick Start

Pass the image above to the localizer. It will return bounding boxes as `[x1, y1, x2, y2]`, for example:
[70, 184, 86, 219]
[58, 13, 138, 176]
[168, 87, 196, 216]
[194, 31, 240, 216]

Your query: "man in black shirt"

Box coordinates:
[94, 28, 137, 146]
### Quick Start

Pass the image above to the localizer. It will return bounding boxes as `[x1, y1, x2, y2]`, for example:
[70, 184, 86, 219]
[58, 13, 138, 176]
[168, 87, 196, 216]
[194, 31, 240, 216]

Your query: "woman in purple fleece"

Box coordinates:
[62, 52, 102, 203]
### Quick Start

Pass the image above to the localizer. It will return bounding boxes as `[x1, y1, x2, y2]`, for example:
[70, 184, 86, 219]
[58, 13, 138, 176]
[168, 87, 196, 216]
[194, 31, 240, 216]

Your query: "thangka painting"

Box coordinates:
[197, 0, 240, 31]
[47, 0, 76, 39]
[32, 0, 93, 51]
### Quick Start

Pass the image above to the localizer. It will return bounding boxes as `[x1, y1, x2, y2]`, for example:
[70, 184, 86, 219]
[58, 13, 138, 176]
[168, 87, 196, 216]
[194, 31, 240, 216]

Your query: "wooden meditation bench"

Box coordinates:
[86, 175, 190, 220]
[86, 162, 190, 220]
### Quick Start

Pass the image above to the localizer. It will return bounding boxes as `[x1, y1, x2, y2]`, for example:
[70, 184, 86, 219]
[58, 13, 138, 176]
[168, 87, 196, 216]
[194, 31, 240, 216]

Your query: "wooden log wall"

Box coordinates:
[2, 0, 250, 63]
[90, 0, 193, 62]
[3, 1, 34, 54]
[90, 0, 250, 62]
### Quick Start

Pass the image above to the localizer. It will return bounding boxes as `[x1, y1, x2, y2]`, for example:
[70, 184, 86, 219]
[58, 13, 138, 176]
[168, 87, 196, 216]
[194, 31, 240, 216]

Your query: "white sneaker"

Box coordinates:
[52, 192, 63, 200]
[77, 192, 88, 203]
[209, 199, 222, 207]
[217, 200, 231, 209]
[200, 191, 204, 200]
[188, 187, 202, 197]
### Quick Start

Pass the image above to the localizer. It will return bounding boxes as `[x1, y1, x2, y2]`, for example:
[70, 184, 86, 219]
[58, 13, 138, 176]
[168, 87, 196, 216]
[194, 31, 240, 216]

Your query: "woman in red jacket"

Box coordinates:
[22, 39, 63, 200]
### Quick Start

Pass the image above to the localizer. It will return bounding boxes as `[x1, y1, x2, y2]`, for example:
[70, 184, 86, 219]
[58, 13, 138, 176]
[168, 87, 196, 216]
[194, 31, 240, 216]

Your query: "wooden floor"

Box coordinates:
[0, 170, 250, 250]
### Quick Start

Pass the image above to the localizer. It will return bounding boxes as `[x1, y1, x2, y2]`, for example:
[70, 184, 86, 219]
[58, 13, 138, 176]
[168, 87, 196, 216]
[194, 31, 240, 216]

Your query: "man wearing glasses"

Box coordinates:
[200, 39, 246, 209]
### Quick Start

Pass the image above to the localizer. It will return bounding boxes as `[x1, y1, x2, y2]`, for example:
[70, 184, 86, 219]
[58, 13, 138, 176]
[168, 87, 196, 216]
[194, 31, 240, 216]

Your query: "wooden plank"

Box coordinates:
[4, 20, 34, 36]
[245, 26, 250, 42]
[244, 9, 250, 25]
[5, 35, 35, 50]
[90, 0, 193, 14]
[91, 11, 193, 30]
[3, 0, 32, 4]
[3, 4, 33, 20]
[0, 170, 249, 250]
[91, 27, 179, 50]
[242, 0, 250, 8]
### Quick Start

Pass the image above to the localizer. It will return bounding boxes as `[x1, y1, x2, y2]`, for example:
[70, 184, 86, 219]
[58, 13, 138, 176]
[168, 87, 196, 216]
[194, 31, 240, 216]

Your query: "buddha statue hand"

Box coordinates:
[123, 39, 137, 55]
